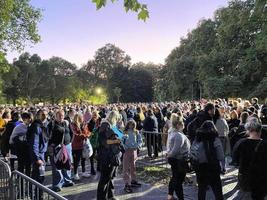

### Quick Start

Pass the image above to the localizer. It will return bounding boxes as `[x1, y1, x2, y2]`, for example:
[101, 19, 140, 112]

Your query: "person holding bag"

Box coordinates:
[166, 113, 190, 200]
[97, 111, 122, 200]
[49, 110, 74, 192]
[71, 113, 91, 180]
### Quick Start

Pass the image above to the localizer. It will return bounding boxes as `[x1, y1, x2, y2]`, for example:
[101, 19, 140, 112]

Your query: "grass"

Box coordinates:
[136, 166, 171, 185]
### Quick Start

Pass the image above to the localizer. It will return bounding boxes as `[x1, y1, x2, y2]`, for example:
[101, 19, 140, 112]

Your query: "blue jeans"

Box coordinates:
[51, 143, 73, 189]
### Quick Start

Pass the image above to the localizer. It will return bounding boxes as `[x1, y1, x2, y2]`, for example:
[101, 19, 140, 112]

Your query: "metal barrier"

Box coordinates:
[0, 159, 11, 200]
[10, 170, 67, 200]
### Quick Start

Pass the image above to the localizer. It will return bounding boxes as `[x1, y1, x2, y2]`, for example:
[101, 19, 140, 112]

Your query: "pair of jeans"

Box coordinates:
[168, 157, 186, 200]
[51, 143, 73, 189]
[72, 149, 86, 174]
[31, 162, 45, 200]
[97, 165, 116, 200]
[196, 163, 223, 200]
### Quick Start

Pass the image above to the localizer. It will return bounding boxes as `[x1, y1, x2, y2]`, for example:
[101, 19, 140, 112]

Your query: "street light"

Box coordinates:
[95, 87, 102, 95]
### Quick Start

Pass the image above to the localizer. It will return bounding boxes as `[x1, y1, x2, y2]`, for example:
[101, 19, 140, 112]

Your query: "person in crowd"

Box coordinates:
[9, 112, 33, 176]
[154, 106, 164, 152]
[143, 109, 159, 158]
[27, 109, 49, 199]
[83, 107, 92, 123]
[0, 109, 8, 154]
[261, 108, 267, 141]
[122, 119, 142, 193]
[229, 112, 249, 150]
[65, 108, 76, 124]
[97, 111, 122, 200]
[163, 111, 172, 146]
[187, 103, 215, 142]
[232, 117, 267, 200]
[228, 110, 240, 130]
[251, 98, 260, 111]
[88, 111, 101, 175]
[192, 120, 224, 200]
[71, 113, 91, 180]
[49, 110, 74, 192]
[214, 107, 229, 174]
[1, 112, 21, 170]
[134, 107, 145, 131]
[167, 113, 190, 200]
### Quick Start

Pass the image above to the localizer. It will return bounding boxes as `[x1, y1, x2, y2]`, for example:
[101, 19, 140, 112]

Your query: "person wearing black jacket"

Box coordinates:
[143, 109, 159, 158]
[49, 110, 74, 192]
[187, 103, 215, 143]
[97, 111, 121, 200]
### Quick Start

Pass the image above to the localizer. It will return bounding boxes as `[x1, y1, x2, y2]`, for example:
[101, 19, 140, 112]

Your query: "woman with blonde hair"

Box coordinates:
[71, 113, 91, 180]
[167, 113, 190, 200]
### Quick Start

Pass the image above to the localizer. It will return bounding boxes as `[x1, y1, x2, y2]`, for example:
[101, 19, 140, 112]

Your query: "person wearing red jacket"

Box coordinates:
[71, 113, 91, 180]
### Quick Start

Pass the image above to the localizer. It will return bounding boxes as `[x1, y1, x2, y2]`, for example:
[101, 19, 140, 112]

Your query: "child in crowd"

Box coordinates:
[122, 119, 142, 193]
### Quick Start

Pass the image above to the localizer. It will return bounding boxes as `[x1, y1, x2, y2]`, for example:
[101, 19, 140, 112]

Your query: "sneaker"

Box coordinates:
[51, 187, 61, 192]
[124, 185, 133, 193]
[82, 172, 91, 178]
[63, 182, 74, 187]
[131, 180, 141, 187]
[73, 174, 80, 181]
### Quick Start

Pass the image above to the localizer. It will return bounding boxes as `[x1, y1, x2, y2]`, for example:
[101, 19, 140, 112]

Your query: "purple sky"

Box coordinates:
[7, 0, 229, 67]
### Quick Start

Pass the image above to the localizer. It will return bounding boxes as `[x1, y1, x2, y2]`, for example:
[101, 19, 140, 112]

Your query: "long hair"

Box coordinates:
[124, 119, 137, 135]
[73, 113, 83, 130]
[106, 111, 119, 126]
[196, 120, 218, 142]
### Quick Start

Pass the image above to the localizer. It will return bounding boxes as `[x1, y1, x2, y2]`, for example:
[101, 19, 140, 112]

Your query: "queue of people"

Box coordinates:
[0, 97, 266, 200]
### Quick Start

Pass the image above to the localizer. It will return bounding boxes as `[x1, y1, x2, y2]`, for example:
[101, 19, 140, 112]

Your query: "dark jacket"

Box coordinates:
[27, 120, 48, 163]
[187, 110, 212, 142]
[48, 120, 73, 146]
[143, 115, 158, 133]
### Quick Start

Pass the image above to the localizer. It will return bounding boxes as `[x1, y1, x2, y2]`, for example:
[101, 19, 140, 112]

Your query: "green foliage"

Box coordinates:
[91, 0, 149, 21]
[156, 0, 267, 101]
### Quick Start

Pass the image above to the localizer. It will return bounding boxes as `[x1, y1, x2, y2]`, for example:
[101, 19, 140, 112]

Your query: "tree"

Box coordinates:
[113, 87, 122, 103]
[91, 0, 149, 21]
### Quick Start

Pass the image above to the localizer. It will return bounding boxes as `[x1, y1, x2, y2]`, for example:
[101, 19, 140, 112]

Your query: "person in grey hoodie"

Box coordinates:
[9, 112, 33, 176]
[166, 113, 190, 200]
[191, 120, 224, 200]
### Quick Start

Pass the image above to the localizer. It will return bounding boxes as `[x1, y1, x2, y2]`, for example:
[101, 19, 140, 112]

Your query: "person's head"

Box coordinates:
[74, 113, 84, 127]
[55, 110, 65, 123]
[2, 111, 11, 119]
[36, 109, 47, 122]
[124, 119, 137, 133]
[240, 112, 249, 124]
[106, 111, 119, 126]
[197, 120, 218, 141]
[230, 110, 238, 120]
[21, 112, 33, 125]
[147, 109, 154, 117]
[91, 111, 100, 121]
[245, 117, 262, 137]
[251, 97, 258, 105]
[170, 113, 184, 131]
[166, 111, 172, 120]
[11, 112, 20, 121]
[244, 100, 251, 109]
[232, 100, 239, 108]
[68, 109, 76, 119]
[204, 103, 215, 117]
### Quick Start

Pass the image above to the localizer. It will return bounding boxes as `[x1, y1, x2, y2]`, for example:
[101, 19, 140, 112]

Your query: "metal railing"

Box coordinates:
[0, 159, 11, 200]
[10, 170, 67, 200]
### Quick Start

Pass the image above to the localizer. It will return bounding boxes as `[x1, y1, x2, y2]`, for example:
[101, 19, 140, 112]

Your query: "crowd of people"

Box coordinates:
[0, 97, 267, 200]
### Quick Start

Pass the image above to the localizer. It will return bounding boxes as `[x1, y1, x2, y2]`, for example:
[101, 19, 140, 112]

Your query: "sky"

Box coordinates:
[7, 0, 229, 67]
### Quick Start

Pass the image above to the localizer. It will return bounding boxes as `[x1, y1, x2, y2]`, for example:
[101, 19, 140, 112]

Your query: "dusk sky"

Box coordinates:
[7, 0, 229, 67]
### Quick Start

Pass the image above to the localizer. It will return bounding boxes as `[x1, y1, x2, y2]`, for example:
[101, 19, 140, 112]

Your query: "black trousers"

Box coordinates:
[146, 133, 158, 157]
[97, 165, 116, 200]
[72, 149, 86, 174]
[90, 148, 100, 173]
[168, 158, 186, 200]
[16, 144, 31, 176]
[196, 163, 223, 200]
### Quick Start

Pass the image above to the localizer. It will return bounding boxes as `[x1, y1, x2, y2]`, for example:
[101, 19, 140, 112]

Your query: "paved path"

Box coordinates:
[43, 163, 239, 200]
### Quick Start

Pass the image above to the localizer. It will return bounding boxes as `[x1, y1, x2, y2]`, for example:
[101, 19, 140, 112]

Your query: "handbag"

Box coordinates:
[53, 133, 71, 170]
[82, 138, 93, 159]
